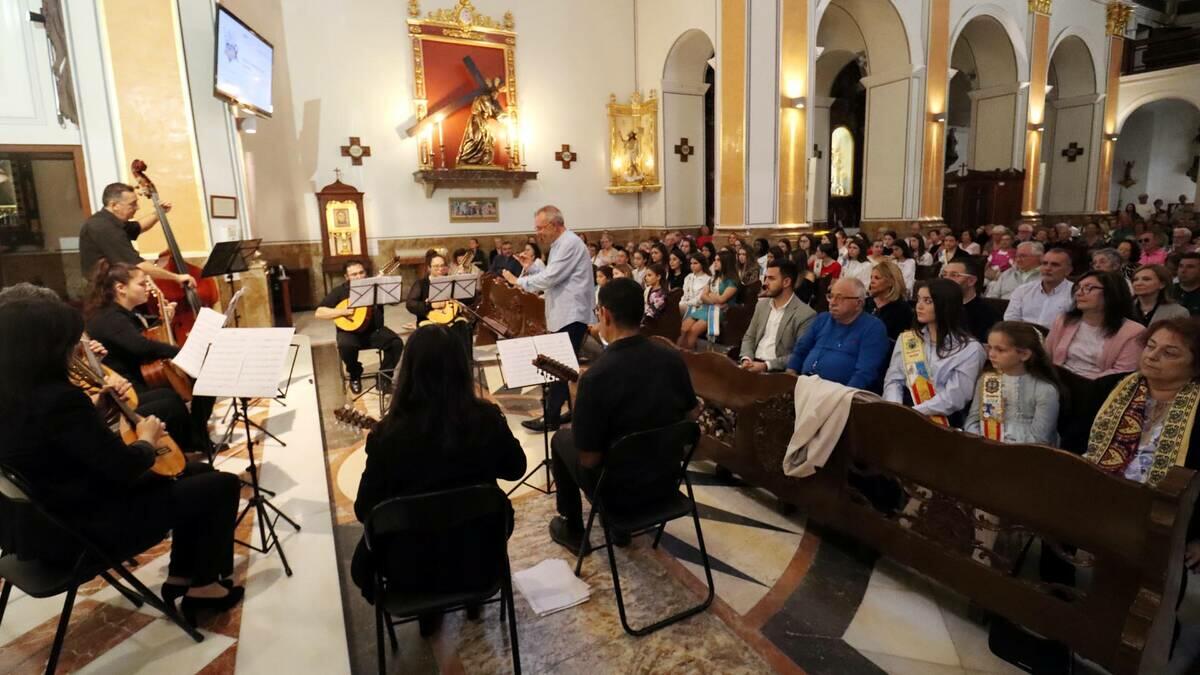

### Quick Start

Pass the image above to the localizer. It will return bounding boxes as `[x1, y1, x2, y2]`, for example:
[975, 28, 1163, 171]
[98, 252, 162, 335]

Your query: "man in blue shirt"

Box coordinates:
[785, 277, 890, 391]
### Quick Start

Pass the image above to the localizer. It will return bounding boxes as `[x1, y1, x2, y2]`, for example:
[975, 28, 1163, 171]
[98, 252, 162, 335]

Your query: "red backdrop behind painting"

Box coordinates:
[421, 40, 512, 168]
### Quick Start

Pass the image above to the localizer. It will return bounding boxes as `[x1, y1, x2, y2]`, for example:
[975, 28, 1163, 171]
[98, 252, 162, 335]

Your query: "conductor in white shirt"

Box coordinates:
[502, 205, 595, 432]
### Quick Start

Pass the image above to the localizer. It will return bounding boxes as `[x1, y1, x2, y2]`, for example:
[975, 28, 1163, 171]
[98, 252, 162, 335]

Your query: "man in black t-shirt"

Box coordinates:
[1175, 253, 1200, 316]
[315, 260, 404, 393]
[548, 278, 698, 553]
[78, 182, 196, 289]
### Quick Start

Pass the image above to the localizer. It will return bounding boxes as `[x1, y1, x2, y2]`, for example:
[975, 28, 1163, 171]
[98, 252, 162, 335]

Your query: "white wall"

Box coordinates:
[1111, 99, 1200, 210]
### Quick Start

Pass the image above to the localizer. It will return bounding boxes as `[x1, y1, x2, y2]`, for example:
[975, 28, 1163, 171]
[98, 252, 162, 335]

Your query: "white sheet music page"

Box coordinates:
[428, 277, 454, 302]
[532, 332, 580, 374]
[348, 277, 377, 308]
[193, 327, 296, 398]
[171, 307, 226, 378]
[496, 337, 547, 388]
[451, 272, 480, 299]
[375, 276, 404, 304]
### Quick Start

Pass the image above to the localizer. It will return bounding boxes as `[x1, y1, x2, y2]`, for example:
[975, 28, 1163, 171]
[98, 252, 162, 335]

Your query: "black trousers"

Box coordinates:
[336, 327, 404, 380]
[551, 428, 599, 530]
[544, 322, 588, 425]
[134, 387, 214, 454]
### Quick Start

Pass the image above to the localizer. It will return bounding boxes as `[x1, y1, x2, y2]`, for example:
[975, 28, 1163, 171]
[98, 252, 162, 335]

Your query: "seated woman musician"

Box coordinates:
[0, 295, 243, 623]
[351, 324, 526, 636]
[84, 262, 216, 455]
[405, 252, 453, 326]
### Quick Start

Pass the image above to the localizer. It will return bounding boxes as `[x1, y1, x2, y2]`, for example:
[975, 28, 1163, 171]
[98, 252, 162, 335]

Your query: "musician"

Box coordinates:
[315, 260, 405, 395]
[0, 295, 243, 622]
[547, 278, 698, 553]
[404, 252, 451, 325]
[78, 182, 195, 287]
[502, 205, 596, 433]
[84, 263, 216, 455]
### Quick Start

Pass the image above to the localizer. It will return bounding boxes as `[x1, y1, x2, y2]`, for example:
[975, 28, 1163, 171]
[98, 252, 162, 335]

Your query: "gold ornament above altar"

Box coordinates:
[607, 91, 661, 194]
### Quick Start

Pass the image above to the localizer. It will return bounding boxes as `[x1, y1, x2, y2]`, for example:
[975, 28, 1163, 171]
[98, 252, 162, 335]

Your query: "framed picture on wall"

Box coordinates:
[210, 194, 238, 219]
[448, 196, 499, 223]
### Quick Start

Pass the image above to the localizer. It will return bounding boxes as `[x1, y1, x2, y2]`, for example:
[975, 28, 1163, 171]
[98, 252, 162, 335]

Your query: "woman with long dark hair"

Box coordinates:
[666, 249, 687, 292]
[351, 324, 526, 634]
[1045, 270, 1143, 380]
[883, 278, 987, 425]
[0, 296, 242, 624]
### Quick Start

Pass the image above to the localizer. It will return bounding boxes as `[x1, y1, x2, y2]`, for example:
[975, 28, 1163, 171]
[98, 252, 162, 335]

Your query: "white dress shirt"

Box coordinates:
[883, 328, 987, 419]
[1003, 278, 1074, 329]
[516, 229, 596, 331]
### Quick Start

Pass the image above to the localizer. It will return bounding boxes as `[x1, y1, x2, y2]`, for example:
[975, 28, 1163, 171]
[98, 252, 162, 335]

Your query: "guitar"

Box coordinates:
[141, 278, 194, 401]
[334, 258, 403, 332]
[130, 159, 219, 344]
[77, 339, 186, 478]
[334, 404, 379, 432]
[69, 339, 138, 412]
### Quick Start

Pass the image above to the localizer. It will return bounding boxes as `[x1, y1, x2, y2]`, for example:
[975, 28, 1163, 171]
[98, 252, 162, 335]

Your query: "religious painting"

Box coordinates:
[830, 126, 855, 197]
[448, 196, 499, 223]
[407, 1, 523, 171]
[324, 200, 362, 256]
[607, 91, 661, 194]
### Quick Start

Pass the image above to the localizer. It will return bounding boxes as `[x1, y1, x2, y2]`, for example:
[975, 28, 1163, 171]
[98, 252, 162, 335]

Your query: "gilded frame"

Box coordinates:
[408, 0, 521, 170]
[607, 91, 662, 194]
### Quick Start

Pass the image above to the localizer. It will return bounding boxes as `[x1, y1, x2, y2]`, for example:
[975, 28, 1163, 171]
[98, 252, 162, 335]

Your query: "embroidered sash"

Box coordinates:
[899, 330, 949, 427]
[979, 371, 1004, 441]
[1084, 373, 1200, 486]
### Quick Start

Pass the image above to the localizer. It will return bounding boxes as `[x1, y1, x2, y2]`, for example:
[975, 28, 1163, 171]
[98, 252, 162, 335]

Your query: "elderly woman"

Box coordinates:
[1131, 264, 1190, 326]
[1045, 271, 1144, 379]
[1091, 247, 1123, 274]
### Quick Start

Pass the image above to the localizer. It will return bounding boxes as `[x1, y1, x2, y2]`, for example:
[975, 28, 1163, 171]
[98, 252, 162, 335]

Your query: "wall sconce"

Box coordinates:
[1106, 133, 1119, 142]
[1019, 81, 1031, 90]
[238, 116, 257, 134]
[785, 96, 806, 109]
[1028, 123, 1044, 132]
[932, 112, 947, 123]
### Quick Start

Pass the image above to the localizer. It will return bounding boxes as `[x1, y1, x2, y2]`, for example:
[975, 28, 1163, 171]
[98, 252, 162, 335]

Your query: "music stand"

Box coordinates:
[346, 276, 404, 415]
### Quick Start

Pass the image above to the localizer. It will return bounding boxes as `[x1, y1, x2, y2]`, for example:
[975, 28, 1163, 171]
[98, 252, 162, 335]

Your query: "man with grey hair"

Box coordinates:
[785, 277, 890, 390]
[78, 182, 195, 288]
[1171, 227, 1194, 254]
[1091, 248, 1123, 273]
[503, 205, 595, 432]
[985, 241, 1043, 299]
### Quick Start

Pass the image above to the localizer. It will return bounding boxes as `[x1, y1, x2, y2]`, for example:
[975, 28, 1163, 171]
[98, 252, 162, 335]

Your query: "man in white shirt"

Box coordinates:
[1003, 248, 1074, 329]
[503, 205, 596, 432]
[739, 259, 816, 372]
[1134, 193, 1155, 221]
[985, 242, 1043, 299]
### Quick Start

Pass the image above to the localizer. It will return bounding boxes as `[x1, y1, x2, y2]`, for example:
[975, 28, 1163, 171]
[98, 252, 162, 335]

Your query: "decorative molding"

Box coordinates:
[1028, 0, 1052, 16]
[421, 0, 513, 33]
[1106, 2, 1133, 37]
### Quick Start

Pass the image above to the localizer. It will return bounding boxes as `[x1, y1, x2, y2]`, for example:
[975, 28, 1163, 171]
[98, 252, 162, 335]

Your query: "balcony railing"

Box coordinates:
[1122, 26, 1200, 75]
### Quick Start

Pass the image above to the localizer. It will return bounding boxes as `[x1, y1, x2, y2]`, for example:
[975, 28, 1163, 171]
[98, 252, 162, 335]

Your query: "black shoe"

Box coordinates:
[161, 582, 187, 609]
[349, 378, 363, 395]
[180, 585, 245, 626]
[549, 516, 588, 556]
[522, 417, 559, 433]
[418, 612, 443, 638]
[560, 411, 572, 425]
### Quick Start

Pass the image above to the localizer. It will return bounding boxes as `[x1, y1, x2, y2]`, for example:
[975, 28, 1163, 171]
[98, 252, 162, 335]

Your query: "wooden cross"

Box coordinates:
[813, 144, 823, 160]
[1061, 142, 1084, 163]
[673, 138, 695, 162]
[404, 56, 505, 137]
[341, 137, 372, 165]
[554, 144, 577, 169]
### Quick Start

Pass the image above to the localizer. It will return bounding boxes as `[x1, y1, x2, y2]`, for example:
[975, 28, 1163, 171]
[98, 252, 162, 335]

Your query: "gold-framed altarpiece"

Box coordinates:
[607, 91, 661, 194]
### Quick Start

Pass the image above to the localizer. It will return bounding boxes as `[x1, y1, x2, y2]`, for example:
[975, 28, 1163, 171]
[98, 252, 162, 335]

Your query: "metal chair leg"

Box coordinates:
[45, 585, 77, 675]
[503, 562, 521, 675]
[574, 508, 599, 577]
[651, 522, 667, 549]
[99, 570, 144, 608]
[375, 603, 386, 675]
[112, 565, 202, 642]
[385, 611, 398, 650]
[0, 580, 11, 627]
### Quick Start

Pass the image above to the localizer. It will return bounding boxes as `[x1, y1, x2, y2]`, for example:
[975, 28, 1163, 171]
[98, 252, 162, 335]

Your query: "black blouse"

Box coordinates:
[867, 298, 915, 345]
[86, 305, 179, 388]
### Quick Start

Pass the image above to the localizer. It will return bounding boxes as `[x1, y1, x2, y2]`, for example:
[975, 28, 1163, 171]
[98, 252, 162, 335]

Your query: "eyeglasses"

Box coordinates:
[1075, 285, 1104, 295]
[826, 293, 863, 303]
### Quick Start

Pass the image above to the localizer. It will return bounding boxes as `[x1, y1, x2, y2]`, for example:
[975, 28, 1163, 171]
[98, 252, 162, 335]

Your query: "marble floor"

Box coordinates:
[1, 307, 1197, 673]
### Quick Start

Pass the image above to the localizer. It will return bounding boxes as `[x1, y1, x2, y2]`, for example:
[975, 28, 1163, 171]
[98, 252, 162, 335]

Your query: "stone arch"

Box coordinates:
[947, 14, 1021, 173]
[1042, 35, 1100, 214]
[660, 29, 715, 229]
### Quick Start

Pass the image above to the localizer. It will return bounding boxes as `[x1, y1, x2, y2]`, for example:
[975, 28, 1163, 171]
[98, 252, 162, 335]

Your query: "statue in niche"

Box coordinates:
[830, 126, 854, 197]
[456, 77, 504, 166]
[945, 128, 959, 171]
[1119, 160, 1137, 189]
[620, 129, 644, 182]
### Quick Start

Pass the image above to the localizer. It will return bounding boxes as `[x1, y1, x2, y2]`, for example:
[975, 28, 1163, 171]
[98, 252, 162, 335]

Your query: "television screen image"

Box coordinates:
[214, 5, 273, 117]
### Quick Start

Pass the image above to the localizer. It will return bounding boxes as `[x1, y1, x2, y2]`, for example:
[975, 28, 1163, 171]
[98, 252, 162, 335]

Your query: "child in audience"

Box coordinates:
[631, 249, 649, 285]
[964, 321, 1062, 446]
[666, 250, 687, 291]
[641, 263, 667, 325]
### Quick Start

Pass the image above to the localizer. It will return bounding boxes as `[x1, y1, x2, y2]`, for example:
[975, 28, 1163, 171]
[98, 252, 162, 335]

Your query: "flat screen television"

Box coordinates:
[213, 5, 273, 117]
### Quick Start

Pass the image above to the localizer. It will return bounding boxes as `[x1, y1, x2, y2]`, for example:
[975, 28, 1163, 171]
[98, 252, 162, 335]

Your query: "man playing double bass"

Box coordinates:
[78, 182, 197, 288]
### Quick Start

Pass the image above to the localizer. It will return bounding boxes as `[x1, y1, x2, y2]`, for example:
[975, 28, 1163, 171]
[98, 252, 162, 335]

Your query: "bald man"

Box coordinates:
[785, 278, 890, 391]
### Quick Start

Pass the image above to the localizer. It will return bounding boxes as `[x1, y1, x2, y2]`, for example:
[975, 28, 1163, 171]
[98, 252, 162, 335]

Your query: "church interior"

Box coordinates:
[3, 0, 1200, 673]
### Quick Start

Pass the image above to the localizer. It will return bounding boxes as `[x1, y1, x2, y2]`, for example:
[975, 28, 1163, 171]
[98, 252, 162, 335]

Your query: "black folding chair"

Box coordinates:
[0, 467, 202, 675]
[572, 421, 714, 636]
[364, 484, 520, 674]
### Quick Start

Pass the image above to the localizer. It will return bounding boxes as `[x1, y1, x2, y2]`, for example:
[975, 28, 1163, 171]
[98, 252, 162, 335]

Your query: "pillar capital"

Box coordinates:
[1106, 2, 1134, 37]
[1028, 0, 1052, 16]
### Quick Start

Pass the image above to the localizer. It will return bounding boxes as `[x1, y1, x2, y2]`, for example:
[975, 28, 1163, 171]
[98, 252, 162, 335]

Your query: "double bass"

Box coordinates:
[129, 159, 219, 343]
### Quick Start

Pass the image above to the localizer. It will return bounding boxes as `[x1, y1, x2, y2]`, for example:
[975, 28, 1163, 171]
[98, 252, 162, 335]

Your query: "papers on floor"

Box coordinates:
[512, 558, 591, 617]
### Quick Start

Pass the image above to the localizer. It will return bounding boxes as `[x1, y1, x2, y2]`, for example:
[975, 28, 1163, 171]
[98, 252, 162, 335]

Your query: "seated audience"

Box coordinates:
[809, 243, 842, 280]
[985, 242, 1042, 299]
[1116, 239, 1141, 279]
[1045, 271, 1143, 380]
[739, 259, 816, 373]
[1174, 252, 1200, 315]
[518, 241, 544, 278]
[1003, 248, 1074, 329]
[964, 321, 1062, 445]
[1091, 247, 1122, 274]
[941, 257, 999, 343]
[679, 250, 738, 350]
[594, 264, 615, 305]
[909, 235, 934, 268]
[936, 230, 962, 266]
[487, 240, 523, 277]
[611, 263, 633, 280]
[890, 239, 917, 294]
[1131, 264, 1189, 326]
[548, 279, 698, 553]
[1139, 230, 1168, 265]
[1171, 227, 1194, 255]
[630, 249, 649, 285]
[678, 252, 710, 319]
[736, 247, 760, 286]
[351, 325, 526, 634]
[665, 250, 687, 292]
[865, 260, 914, 345]
[641, 263, 667, 325]
[841, 237, 873, 287]
[594, 233, 618, 266]
[754, 238, 770, 278]
[883, 279, 987, 426]
[786, 278, 890, 391]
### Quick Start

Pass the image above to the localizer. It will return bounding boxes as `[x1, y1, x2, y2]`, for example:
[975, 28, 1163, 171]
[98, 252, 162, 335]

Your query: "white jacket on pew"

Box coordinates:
[783, 375, 880, 478]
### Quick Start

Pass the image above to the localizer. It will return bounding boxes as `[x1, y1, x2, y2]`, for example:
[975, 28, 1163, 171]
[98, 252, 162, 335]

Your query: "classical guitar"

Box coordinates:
[130, 159, 219, 343]
[334, 258, 403, 332]
[78, 339, 186, 478]
[334, 404, 379, 432]
[69, 339, 138, 412]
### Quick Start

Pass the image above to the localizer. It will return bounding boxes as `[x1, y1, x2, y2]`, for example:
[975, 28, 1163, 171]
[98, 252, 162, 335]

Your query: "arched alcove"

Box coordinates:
[946, 15, 1019, 174]
[1042, 35, 1099, 214]
[661, 29, 714, 230]
[1111, 98, 1200, 212]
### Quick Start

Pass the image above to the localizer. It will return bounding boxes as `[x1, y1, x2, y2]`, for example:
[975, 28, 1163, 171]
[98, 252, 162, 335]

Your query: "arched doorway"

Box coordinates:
[661, 29, 715, 230]
[1112, 98, 1200, 214]
[946, 15, 1020, 173]
[813, 0, 913, 225]
[1042, 36, 1099, 215]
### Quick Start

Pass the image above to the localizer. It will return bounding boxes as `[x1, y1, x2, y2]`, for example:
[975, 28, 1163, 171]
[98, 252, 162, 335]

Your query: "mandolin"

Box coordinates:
[334, 258, 403, 332]
[334, 404, 379, 432]
[130, 159, 219, 344]
[77, 339, 186, 478]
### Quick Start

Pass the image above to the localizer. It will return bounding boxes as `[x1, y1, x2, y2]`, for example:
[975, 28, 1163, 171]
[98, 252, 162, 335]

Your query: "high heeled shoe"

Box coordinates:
[161, 582, 188, 608]
[180, 586, 245, 625]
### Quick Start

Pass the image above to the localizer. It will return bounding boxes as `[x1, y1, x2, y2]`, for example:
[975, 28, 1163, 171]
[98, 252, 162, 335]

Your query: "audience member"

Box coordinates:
[964, 321, 1062, 445]
[809, 242, 842, 279]
[941, 257, 999, 343]
[1173, 227, 1196, 254]
[1174, 252, 1200, 315]
[1090, 247, 1122, 274]
[865, 260, 914, 345]
[1134, 193, 1155, 221]
[909, 235, 934, 268]
[630, 249, 648, 285]
[1116, 238, 1142, 279]
[1046, 271, 1143, 380]
[1139, 230, 1168, 265]
[666, 250, 687, 292]
[677, 254, 713, 346]
[1131, 264, 1189, 326]
[890, 239, 917, 294]
[517, 242, 544, 278]
[487, 240, 523, 277]
[594, 233, 618, 266]
[842, 237, 873, 287]
[785, 278, 890, 391]
[679, 250, 738, 350]
[740, 259, 816, 373]
[736, 246, 761, 286]
[1003, 248, 1074, 329]
[985, 242, 1042, 300]
[936, 230, 963, 266]
[641, 263, 667, 325]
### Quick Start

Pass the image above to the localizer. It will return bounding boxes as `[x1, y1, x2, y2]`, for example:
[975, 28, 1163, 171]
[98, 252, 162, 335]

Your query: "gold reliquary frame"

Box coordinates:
[407, 0, 522, 171]
[607, 90, 661, 194]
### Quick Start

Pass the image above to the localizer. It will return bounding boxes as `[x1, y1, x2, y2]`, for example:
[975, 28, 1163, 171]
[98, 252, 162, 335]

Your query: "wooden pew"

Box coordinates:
[643, 288, 683, 342]
[673, 343, 1197, 675]
[474, 274, 546, 345]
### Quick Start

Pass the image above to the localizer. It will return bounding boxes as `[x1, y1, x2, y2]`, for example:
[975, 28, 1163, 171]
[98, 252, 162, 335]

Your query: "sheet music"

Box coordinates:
[171, 307, 227, 377]
[428, 277, 454, 302]
[348, 277, 377, 308]
[495, 332, 580, 389]
[193, 327, 297, 398]
[375, 276, 404, 304]
[450, 272, 480, 299]
[532, 332, 580, 373]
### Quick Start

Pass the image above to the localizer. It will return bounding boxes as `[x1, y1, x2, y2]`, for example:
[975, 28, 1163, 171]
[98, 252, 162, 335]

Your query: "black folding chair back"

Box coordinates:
[573, 420, 714, 636]
[0, 467, 202, 675]
[365, 484, 520, 674]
